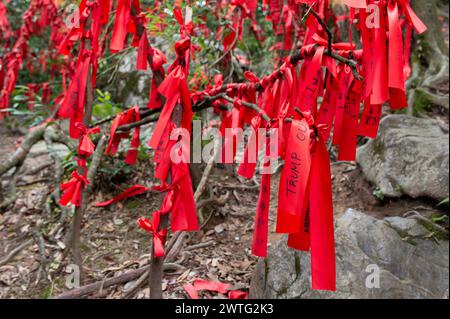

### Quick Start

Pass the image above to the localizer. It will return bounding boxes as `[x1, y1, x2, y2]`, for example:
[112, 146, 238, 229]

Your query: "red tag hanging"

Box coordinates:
[308, 134, 336, 291]
[387, 0, 407, 109]
[276, 119, 311, 234]
[110, 0, 131, 53]
[58, 51, 92, 139]
[358, 100, 382, 138]
[125, 106, 141, 165]
[337, 79, 363, 161]
[136, 32, 149, 70]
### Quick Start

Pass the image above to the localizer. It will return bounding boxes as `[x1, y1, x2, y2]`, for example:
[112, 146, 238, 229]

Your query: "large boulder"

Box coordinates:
[250, 209, 449, 299]
[108, 52, 152, 108]
[356, 115, 449, 201]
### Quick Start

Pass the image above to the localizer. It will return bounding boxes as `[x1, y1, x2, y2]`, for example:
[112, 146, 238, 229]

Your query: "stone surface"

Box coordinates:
[250, 209, 449, 299]
[356, 115, 449, 201]
[29, 141, 70, 160]
[108, 51, 152, 108]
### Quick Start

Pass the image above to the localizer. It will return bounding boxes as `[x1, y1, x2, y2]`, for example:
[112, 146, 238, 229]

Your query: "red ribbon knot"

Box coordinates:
[75, 122, 100, 157]
[59, 171, 90, 207]
[138, 215, 168, 258]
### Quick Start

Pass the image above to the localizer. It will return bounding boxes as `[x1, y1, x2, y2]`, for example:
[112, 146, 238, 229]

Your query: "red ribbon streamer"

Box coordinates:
[149, 65, 192, 150]
[308, 133, 336, 291]
[95, 184, 151, 207]
[58, 51, 92, 139]
[277, 119, 312, 234]
[110, 0, 131, 53]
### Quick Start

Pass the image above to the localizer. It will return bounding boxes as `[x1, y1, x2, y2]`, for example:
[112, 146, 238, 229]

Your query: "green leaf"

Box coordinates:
[437, 197, 449, 207]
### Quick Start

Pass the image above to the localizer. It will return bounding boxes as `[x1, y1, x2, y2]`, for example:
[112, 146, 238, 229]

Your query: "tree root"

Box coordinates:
[0, 162, 24, 211]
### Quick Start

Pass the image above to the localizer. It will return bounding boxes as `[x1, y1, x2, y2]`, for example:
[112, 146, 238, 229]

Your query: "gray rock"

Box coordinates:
[108, 52, 152, 108]
[250, 209, 449, 299]
[356, 115, 449, 201]
[29, 141, 70, 160]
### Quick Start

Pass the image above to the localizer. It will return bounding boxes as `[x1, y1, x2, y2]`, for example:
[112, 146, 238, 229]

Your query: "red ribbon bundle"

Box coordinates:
[357, 0, 426, 111]
[148, 65, 192, 151]
[75, 123, 101, 158]
[155, 162, 199, 232]
[59, 170, 90, 207]
[277, 113, 336, 291]
[106, 105, 141, 165]
[0, 0, 62, 120]
[138, 161, 198, 257]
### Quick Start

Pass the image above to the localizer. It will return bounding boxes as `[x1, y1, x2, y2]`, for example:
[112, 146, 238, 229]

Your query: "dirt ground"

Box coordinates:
[0, 121, 447, 299]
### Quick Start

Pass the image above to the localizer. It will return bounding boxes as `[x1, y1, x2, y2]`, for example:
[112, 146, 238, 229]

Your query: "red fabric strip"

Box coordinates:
[110, 0, 131, 52]
[358, 101, 382, 138]
[309, 134, 336, 291]
[138, 213, 167, 258]
[95, 185, 151, 207]
[337, 79, 363, 161]
[276, 119, 311, 234]
[59, 171, 89, 207]
[252, 163, 271, 257]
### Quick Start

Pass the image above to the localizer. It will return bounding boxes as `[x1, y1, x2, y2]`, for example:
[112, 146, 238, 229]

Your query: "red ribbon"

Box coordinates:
[336, 79, 363, 161]
[332, 65, 354, 146]
[317, 76, 338, 142]
[173, 7, 194, 38]
[387, 0, 407, 109]
[147, 48, 167, 110]
[149, 65, 192, 150]
[136, 32, 149, 71]
[276, 118, 312, 234]
[297, 46, 325, 115]
[250, 125, 277, 257]
[106, 106, 141, 165]
[183, 280, 248, 299]
[308, 131, 336, 291]
[59, 171, 90, 207]
[138, 213, 167, 258]
[58, 50, 92, 139]
[125, 106, 141, 165]
[358, 101, 382, 138]
[110, 0, 131, 53]
[75, 122, 100, 157]
[151, 161, 198, 232]
[284, 123, 336, 291]
[168, 162, 199, 232]
[0, 1, 11, 39]
[95, 184, 151, 207]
